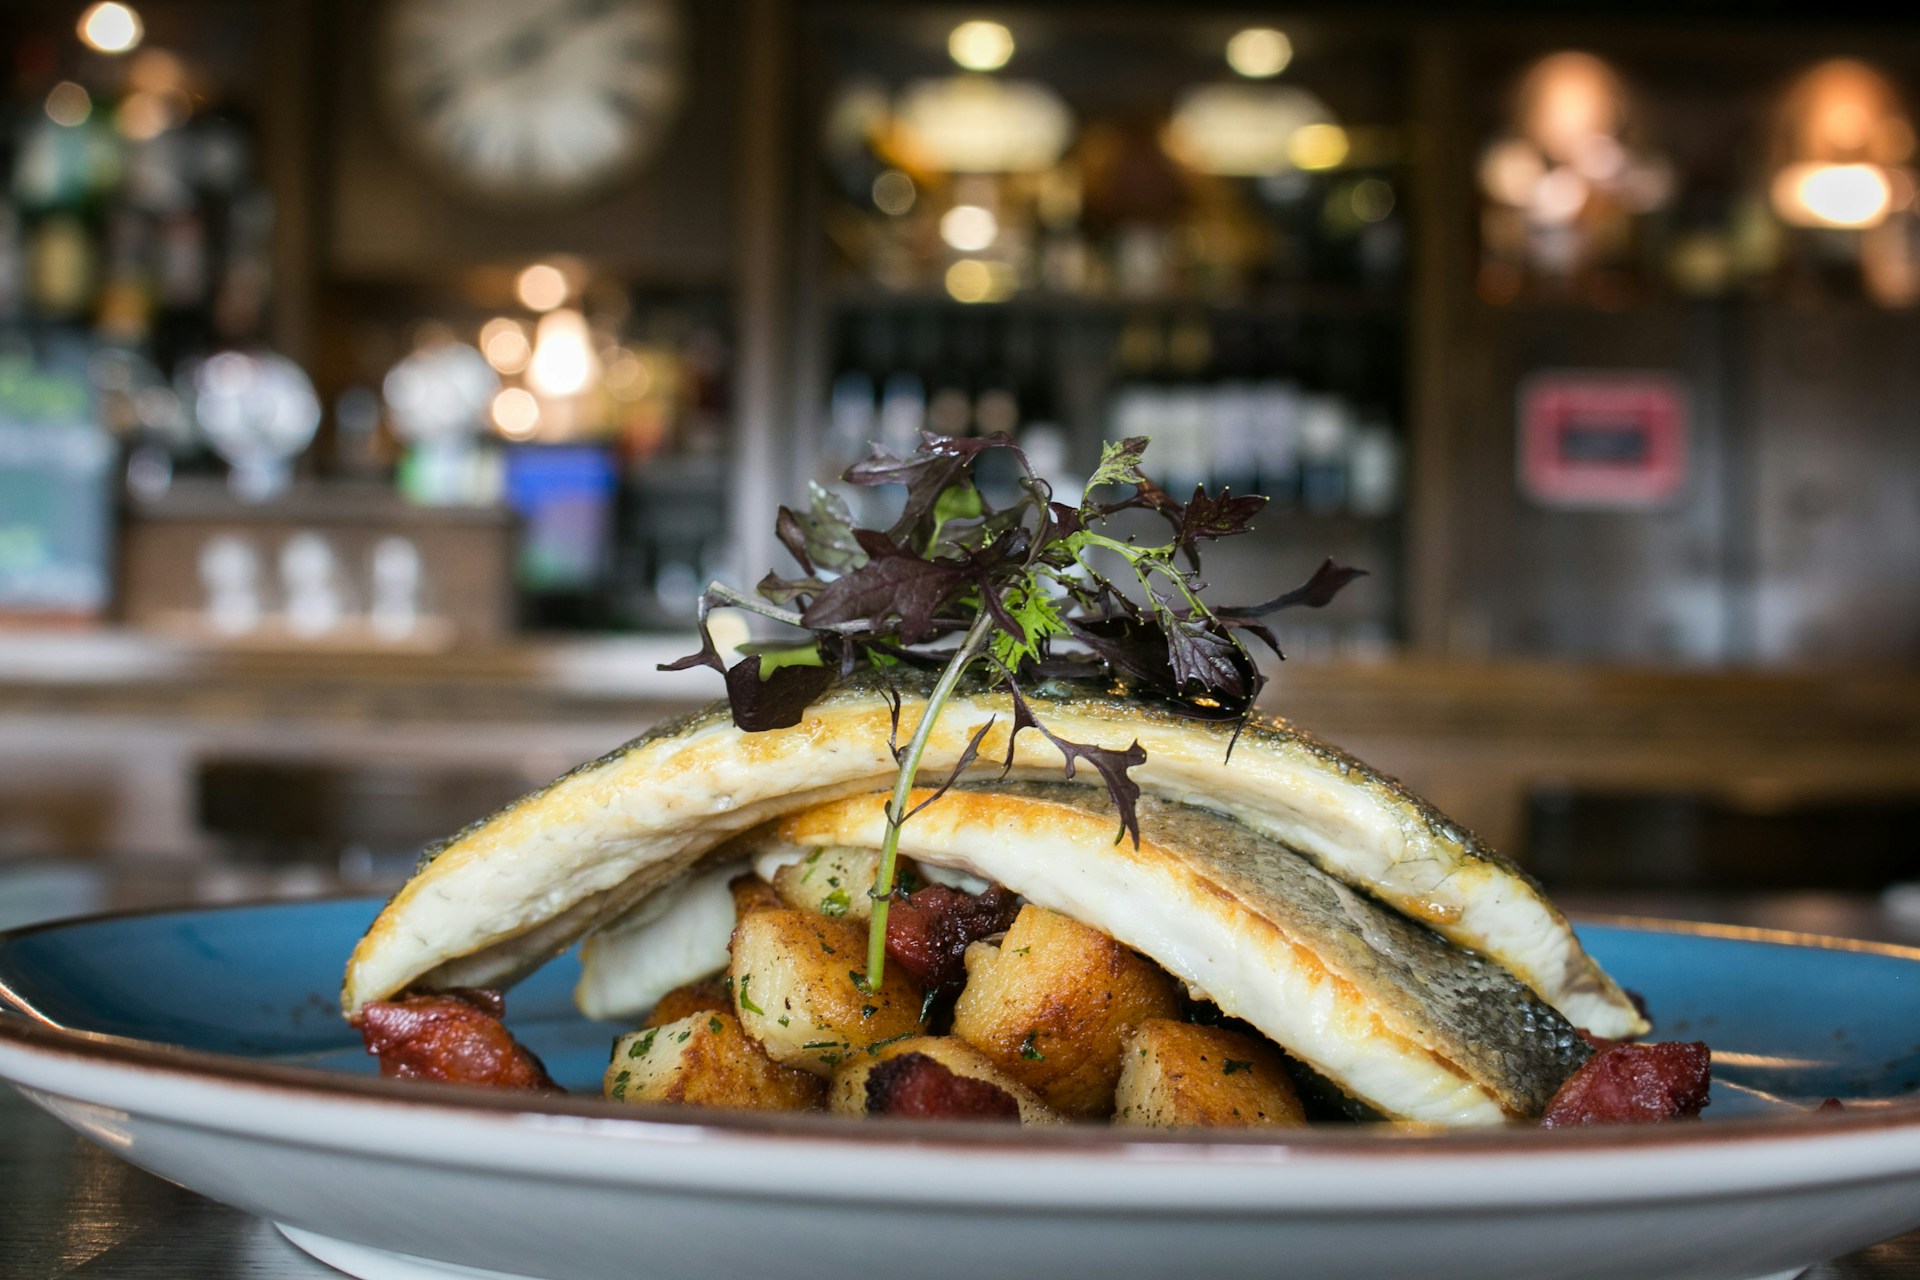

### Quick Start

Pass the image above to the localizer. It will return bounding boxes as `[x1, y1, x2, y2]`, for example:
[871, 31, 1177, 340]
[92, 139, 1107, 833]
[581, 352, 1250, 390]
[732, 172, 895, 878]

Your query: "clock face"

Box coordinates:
[382, 0, 684, 204]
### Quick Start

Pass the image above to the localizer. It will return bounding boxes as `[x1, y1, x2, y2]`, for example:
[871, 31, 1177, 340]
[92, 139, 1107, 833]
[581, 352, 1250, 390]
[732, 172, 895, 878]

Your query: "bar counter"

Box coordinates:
[4, 630, 1917, 862]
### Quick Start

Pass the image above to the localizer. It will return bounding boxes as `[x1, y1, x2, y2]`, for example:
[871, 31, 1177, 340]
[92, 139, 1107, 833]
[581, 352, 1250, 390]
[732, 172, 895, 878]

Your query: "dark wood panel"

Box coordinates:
[1749, 305, 1920, 664]
[1446, 304, 1732, 661]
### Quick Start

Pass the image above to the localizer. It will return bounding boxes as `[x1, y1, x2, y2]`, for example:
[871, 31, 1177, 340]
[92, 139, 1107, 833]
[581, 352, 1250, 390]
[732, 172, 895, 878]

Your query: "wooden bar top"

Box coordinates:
[3, 629, 1917, 858]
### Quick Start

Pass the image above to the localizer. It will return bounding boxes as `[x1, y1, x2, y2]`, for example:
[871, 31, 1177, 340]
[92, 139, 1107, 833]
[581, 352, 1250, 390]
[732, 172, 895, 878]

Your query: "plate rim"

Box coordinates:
[4, 895, 1920, 1159]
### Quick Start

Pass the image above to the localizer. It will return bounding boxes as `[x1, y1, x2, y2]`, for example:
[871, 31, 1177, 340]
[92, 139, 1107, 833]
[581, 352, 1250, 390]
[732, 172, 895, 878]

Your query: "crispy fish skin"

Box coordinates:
[342, 673, 1646, 1039]
[783, 783, 1590, 1125]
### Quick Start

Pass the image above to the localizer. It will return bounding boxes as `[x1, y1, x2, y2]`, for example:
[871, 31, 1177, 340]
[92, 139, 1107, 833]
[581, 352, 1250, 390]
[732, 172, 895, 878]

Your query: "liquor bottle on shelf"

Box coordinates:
[1296, 394, 1352, 515]
[1250, 377, 1303, 504]
[1347, 414, 1402, 518]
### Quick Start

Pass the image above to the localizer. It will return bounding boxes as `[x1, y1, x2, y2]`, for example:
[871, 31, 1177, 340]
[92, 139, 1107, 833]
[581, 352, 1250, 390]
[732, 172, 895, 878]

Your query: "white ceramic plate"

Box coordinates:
[3, 898, 1920, 1280]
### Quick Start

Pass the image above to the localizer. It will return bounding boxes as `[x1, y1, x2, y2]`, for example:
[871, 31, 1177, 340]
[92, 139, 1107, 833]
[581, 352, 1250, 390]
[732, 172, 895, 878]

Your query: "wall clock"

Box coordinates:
[381, 0, 685, 205]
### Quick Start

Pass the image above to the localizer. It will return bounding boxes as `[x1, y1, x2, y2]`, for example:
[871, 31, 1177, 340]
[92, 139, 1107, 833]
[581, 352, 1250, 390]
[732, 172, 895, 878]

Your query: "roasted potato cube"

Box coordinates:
[828, 1035, 1061, 1125]
[772, 845, 888, 921]
[730, 874, 783, 920]
[605, 1009, 824, 1111]
[1113, 1019, 1305, 1129]
[728, 909, 926, 1076]
[643, 976, 730, 1029]
[951, 905, 1180, 1117]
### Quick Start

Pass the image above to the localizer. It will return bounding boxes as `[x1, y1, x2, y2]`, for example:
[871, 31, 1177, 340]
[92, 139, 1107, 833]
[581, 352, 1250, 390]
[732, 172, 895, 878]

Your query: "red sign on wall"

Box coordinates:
[1517, 371, 1689, 509]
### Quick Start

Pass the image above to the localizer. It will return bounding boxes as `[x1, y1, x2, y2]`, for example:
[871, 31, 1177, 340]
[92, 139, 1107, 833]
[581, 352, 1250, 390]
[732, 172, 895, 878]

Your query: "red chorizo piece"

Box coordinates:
[883, 884, 1020, 990]
[356, 988, 560, 1091]
[865, 1051, 1021, 1121]
[1541, 1040, 1711, 1127]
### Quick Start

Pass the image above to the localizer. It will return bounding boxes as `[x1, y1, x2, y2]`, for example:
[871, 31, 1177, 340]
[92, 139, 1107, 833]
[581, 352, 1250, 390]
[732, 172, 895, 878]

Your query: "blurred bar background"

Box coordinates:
[2, 0, 1918, 934]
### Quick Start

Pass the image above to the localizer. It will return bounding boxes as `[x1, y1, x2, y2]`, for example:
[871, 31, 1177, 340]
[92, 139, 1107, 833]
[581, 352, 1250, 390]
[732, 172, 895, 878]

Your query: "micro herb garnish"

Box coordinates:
[820, 887, 851, 918]
[708, 1015, 724, 1034]
[738, 975, 764, 1016]
[1020, 1030, 1046, 1061]
[663, 432, 1364, 992]
[629, 1028, 659, 1058]
[1223, 1059, 1253, 1075]
[866, 1030, 916, 1055]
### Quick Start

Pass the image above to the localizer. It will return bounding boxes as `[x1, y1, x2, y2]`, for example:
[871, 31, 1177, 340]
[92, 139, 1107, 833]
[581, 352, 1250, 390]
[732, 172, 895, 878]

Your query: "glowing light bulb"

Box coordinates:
[514, 263, 569, 312]
[479, 318, 532, 375]
[1773, 162, 1892, 229]
[527, 309, 598, 397]
[491, 388, 540, 439]
[1288, 123, 1350, 171]
[1226, 28, 1291, 79]
[939, 205, 998, 252]
[78, 2, 143, 54]
[944, 259, 1015, 303]
[949, 21, 1014, 72]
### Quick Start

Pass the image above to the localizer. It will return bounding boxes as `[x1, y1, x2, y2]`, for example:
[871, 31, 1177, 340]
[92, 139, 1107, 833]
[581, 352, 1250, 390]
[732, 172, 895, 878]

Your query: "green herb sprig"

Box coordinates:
[664, 432, 1362, 989]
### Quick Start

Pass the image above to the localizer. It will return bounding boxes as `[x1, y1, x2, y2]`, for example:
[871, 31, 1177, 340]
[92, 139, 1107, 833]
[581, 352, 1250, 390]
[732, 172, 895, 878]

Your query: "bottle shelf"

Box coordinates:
[823, 284, 1405, 322]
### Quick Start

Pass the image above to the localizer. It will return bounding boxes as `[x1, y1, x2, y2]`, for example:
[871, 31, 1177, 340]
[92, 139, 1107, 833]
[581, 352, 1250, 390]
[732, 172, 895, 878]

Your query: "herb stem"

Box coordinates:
[864, 608, 998, 989]
[703, 582, 873, 637]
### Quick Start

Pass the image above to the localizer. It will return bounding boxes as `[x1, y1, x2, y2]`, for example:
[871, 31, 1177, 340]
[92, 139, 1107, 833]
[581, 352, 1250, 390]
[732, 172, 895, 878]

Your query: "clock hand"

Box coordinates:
[478, 0, 626, 76]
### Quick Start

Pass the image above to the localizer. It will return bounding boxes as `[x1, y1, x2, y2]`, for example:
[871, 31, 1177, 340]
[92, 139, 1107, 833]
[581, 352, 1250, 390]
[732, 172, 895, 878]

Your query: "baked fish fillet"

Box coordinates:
[342, 673, 1647, 1039]
[784, 782, 1591, 1125]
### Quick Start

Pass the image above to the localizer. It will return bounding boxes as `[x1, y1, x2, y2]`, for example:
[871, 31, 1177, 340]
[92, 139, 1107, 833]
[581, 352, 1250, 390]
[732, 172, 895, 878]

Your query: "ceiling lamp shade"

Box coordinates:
[1517, 52, 1626, 165]
[1478, 51, 1672, 226]
[894, 75, 1073, 174]
[1769, 60, 1914, 230]
[1162, 83, 1335, 177]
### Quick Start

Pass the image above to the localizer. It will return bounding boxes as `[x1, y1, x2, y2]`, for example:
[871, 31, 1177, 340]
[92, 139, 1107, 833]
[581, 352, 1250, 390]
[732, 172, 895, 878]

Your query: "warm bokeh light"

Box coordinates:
[939, 204, 998, 251]
[1226, 27, 1292, 79]
[1480, 138, 1545, 206]
[78, 2, 143, 55]
[1288, 123, 1350, 171]
[127, 47, 186, 93]
[603, 348, 651, 397]
[871, 169, 916, 215]
[479, 318, 532, 375]
[944, 258, 996, 302]
[527, 309, 598, 397]
[45, 82, 92, 128]
[1530, 167, 1589, 224]
[1772, 162, 1893, 229]
[1518, 52, 1626, 163]
[1779, 60, 1910, 166]
[115, 89, 189, 140]
[948, 20, 1014, 72]
[514, 263, 570, 312]
[1164, 84, 1333, 176]
[491, 387, 541, 439]
[895, 76, 1073, 174]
